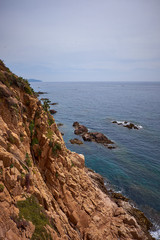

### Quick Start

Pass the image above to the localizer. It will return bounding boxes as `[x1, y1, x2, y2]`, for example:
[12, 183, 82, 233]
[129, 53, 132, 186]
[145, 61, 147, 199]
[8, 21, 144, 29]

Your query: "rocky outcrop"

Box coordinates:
[36, 91, 47, 95]
[50, 102, 58, 105]
[50, 109, 57, 114]
[73, 122, 116, 149]
[0, 60, 154, 240]
[73, 122, 88, 135]
[70, 138, 83, 145]
[112, 120, 142, 130]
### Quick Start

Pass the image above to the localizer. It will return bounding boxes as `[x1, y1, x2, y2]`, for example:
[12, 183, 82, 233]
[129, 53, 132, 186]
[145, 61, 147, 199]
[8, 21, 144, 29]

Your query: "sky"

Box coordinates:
[0, 0, 160, 82]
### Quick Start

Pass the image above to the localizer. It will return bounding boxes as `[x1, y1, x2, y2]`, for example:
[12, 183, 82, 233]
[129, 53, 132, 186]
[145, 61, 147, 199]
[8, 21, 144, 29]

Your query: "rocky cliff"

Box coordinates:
[0, 60, 154, 240]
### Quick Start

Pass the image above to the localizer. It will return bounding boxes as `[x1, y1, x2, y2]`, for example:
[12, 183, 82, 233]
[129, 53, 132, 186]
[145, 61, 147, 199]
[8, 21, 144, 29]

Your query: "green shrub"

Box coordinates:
[49, 140, 53, 147]
[10, 163, 14, 169]
[8, 133, 15, 144]
[25, 153, 32, 167]
[21, 172, 25, 178]
[17, 77, 34, 95]
[29, 121, 35, 136]
[37, 148, 42, 156]
[7, 143, 11, 152]
[0, 168, 3, 175]
[55, 171, 59, 178]
[31, 138, 39, 146]
[20, 132, 24, 142]
[42, 99, 50, 112]
[0, 60, 11, 72]
[0, 184, 4, 192]
[17, 196, 52, 240]
[54, 142, 61, 150]
[52, 142, 61, 156]
[48, 117, 54, 126]
[35, 111, 40, 119]
[46, 129, 53, 139]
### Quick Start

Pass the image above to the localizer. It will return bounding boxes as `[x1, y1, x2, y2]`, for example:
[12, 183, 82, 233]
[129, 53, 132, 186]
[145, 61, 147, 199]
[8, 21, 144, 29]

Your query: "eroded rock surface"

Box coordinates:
[0, 60, 154, 240]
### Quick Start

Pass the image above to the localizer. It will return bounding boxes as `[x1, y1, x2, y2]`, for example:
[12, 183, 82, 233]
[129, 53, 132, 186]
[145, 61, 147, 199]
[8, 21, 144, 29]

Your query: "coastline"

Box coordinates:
[86, 167, 154, 239]
[33, 88, 159, 240]
[35, 92, 156, 239]
[0, 64, 156, 239]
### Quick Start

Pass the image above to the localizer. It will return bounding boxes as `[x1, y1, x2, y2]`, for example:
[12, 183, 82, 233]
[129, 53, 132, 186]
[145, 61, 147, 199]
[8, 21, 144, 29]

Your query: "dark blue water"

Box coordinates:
[31, 81, 160, 237]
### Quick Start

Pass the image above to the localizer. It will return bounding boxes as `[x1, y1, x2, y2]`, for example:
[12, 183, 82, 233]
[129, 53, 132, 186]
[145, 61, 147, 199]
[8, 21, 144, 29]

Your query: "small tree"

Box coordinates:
[42, 99, 50, 112]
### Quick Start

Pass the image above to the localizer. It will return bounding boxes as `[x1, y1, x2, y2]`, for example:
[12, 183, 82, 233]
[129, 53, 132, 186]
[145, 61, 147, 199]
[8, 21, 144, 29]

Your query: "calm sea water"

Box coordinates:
[31, 81, 160, 238]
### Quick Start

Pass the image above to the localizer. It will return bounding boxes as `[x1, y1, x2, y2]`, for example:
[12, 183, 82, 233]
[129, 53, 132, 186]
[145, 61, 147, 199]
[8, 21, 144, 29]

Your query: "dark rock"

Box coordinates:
[128, 208, 153, 232]
[124, 123, 139, 130]
[36, 91, 47, 94]
[50, 102, 58, 105]
[50, 109, 57, 114]
[70, 138, 83, 145]
[74, 124, 88, 135]
[40, 98, 49, 101]
[57, 123, 63, 127]
[111, 192, 129, 202]
[82, 132, 114, 145]
[112, 120, 117, 124]
[107, 144, 116, 149]
[73, 122, 115, 149]
[73, 122, 80, 127]
[112, 120, 140, 130]
[82, 133, 92, 141]
[74, 127, 88, 135]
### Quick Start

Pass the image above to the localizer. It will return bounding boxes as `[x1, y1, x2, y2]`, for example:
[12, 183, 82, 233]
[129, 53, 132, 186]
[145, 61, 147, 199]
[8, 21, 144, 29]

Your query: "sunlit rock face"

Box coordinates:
[0, 60, 153, 240]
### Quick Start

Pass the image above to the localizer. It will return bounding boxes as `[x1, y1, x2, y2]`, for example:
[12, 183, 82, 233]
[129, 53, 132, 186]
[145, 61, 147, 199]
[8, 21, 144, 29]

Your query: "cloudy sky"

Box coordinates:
[0, 0, 160, 82]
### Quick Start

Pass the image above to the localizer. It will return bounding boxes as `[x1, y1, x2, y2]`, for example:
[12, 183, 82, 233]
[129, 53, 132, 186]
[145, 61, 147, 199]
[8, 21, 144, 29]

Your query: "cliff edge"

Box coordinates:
[0, 60, 154, 240]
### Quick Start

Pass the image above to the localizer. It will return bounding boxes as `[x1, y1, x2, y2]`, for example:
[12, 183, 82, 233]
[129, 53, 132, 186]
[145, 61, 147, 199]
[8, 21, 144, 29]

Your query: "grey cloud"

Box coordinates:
[0, 0, 160, 81]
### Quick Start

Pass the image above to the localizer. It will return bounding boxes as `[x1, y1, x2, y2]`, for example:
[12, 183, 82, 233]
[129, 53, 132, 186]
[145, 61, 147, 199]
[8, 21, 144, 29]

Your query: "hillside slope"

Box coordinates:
[0, 60, 154, 240]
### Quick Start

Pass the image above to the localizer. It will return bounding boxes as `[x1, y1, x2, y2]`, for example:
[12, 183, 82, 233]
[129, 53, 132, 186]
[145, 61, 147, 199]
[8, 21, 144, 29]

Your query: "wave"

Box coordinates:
[112, 120, 143, 129]
[150, 228, 160, 240]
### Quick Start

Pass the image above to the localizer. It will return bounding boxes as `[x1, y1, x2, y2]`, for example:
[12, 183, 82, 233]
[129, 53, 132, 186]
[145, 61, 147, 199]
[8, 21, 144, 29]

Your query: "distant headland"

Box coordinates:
[28, 79, 42, 82]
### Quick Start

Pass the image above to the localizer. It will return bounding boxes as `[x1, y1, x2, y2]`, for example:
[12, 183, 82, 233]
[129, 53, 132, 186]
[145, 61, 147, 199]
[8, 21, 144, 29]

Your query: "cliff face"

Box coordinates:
[0, 60, 153, 240]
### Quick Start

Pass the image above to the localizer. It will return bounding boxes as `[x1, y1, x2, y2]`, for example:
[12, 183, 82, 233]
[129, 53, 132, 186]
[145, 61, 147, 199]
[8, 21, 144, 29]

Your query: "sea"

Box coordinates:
[30, 81, 160, 239]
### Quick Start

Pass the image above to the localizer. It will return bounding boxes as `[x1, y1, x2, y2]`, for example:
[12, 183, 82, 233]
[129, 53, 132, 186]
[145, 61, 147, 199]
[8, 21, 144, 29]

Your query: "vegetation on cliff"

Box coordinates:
[0, 60, 154, 240]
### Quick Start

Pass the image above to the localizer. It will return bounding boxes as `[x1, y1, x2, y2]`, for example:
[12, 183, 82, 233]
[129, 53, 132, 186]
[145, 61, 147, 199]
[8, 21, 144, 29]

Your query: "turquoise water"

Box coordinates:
[31, 81, 160, 236]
